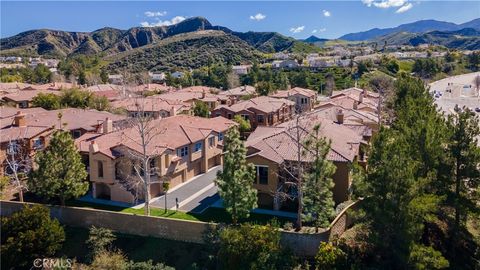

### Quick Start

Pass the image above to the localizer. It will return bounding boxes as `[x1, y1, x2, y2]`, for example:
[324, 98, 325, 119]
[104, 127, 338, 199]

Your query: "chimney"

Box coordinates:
[103, 117, 113, 134]
[359, 92, 364, 103]
[89, 140, 99, 153]
[336, 109, 344, 124]
[202, 89, 206, 99]
[13, 112, 26, 127]
[353, 101, 358, 110]
[170, 106, 176, 117]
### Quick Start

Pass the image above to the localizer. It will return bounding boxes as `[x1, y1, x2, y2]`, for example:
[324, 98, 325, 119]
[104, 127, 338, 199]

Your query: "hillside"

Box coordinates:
[340, 18, 480, 41]
[106, 30, 260, 72]
[373, 28, 480, 50]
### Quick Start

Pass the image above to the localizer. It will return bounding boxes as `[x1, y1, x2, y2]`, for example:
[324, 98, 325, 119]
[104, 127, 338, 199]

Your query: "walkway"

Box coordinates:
[150, 166, 221, 212]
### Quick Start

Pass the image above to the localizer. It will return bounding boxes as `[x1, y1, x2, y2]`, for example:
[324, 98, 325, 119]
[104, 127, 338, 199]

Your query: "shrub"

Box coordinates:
[1, 205, 65, 268]
[315, 242, 347, 270]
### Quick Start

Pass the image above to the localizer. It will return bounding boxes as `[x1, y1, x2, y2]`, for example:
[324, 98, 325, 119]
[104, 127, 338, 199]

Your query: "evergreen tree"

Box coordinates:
[29, 130, 88, 205]
[447, 107, 480, 252]
[32, 93, 62, 110]
[193, 101, 210, 118]
[302, 124, 336, 230]
[215, 128, 257, 224]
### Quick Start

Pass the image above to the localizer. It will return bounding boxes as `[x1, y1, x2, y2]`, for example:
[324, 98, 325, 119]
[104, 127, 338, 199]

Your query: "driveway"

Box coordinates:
[150, 166, 221, 212]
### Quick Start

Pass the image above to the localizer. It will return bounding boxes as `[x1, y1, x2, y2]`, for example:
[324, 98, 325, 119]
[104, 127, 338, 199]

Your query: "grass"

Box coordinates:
[60, 226, 208, 270]
[66, 200, 295, 225]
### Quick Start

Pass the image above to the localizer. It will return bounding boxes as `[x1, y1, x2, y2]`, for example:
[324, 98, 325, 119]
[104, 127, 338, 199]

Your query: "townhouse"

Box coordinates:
[2, 89, 61, 108]
[245, 113, 366, 211]
[211, 96, 295, 129]
[321, 87, 380, 115]
[76, 115, 236, 203]
[269, 87, 318, 113]
[218, 85, 257, 103]
[111, 97, 191, 119]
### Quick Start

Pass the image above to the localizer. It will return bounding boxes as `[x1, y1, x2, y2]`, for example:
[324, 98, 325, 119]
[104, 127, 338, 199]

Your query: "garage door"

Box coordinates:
[193, 161, 202, 176]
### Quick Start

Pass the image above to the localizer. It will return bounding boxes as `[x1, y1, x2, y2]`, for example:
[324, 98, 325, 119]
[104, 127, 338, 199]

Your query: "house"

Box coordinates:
[232, 65, 252, 75]
[0, 112, 54, 175]
[218, 85, 257, 103]
[327, 87, 380, 114]
[269, 87, 318, 113]
[272, 60, 299, 69]
[245, 113, 366, 211]
[111, 97, 191, 119]
[127, 84, 174, 95]
[86, 84, 123, 101]
[149, 72, 166, 82]
[108, 75, 124, 85]
[212, 96, 295, 129]
[156, 87, 231, 110]
[171, 71, 185, 79]
[76, 115, 237, 203]
[18, 108, 126, 139]
[2, 89, 61, 108]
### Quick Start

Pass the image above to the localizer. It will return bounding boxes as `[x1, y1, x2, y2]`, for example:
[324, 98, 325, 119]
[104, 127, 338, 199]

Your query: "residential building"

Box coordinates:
[108, 74, 124, 85]
[218, 85, 257, 103]
[326, 87, 380, 114]
[272, 60, 299, 69]
[171, 71, 185, 79]
[111, 97, 191, 119]
[76, 115, 236, 203]
[245, 113, 366, 211]
[2, 89, 61, 108]
[232, 65, 252, 75]
[269, 87, 318, 113]
[212, 96, 295, 129]
[149, 72, 166, 82]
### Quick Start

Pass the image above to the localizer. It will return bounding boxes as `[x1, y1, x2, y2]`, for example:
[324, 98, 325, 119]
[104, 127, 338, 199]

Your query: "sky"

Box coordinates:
[1, 1, 479, 39]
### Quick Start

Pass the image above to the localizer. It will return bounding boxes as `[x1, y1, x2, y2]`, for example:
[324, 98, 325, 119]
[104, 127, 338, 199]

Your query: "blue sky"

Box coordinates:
[1, 1, 479, 39]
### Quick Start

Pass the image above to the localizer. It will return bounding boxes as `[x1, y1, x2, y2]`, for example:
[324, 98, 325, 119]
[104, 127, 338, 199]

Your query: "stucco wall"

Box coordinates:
[0, 200, 360, 257]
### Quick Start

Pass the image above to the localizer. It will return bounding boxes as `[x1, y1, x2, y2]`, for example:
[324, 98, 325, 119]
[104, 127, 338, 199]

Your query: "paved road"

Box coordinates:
[151, 166, 221, 212]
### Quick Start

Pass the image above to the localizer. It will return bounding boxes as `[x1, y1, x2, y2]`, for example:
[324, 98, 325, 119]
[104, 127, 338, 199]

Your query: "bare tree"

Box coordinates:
[475, 75, 480, 97]
[115, 99, 166, 216]
[3, 133, 36, 202]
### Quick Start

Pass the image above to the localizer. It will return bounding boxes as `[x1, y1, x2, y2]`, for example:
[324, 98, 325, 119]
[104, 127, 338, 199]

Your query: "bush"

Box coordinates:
[218, 223, 296, 270]
[86, 226, 116, 259]
[1, 205, 65, 268]
[315, 242, 347, 270]
[233, 115, 251, 133]
[90, 250, 128, 270]
[32, 93, 62, 110]
[408, 244, 449, 270]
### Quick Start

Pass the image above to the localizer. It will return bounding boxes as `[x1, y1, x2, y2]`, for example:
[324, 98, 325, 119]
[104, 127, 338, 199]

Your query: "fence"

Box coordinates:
[0, 200, 360, 257]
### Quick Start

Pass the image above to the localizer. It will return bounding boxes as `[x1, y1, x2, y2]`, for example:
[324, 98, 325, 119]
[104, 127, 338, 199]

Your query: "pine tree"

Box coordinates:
[302, 124, 336, 230]
[29, 130, 88, 205]
[215, 127, 257, 224]
[447, 107, 480, 254]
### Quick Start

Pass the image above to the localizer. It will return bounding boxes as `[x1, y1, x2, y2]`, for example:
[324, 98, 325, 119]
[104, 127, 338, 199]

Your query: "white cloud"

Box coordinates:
[312, 28, 326, 34]
[144, 11, 167, 17]
[249, 13, 266, 21]
[396, 3, 413, 13]
[140, 16, 186, 27]
[289, 26, 305, 34]
[362, 0, 414, 13]
[322, 10, 331, 17]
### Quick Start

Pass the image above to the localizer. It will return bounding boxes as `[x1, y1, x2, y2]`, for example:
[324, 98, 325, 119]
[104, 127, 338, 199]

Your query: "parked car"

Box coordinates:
[475, 107, 480, 113]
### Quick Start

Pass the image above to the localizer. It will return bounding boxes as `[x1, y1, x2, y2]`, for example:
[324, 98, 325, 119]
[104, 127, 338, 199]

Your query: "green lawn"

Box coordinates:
[60, 226, 209, 270]
[66, 200, 295, 225]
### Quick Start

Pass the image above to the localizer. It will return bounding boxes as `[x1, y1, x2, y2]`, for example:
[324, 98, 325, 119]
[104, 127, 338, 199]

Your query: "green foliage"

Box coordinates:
[60, 88, 92, 108]
[412, 58, 440, 78]
[0, 176, 8, 199]
[467, 51, 480, 71]
[88, 95, 110, 111]
[215, 128, 257, 224]
[89, 250, 128, 270]
[193, 101, 210, 118]
[302, 124, 336, 229]
[1, 205, 65, 268]
[217, 223, 295, 270]
[191, 62, 232, 89]
[233, 115, 251, 133]
[86, 226, 116, 258]
[29, 130, 88, 205]
[58, 54, 107, 84]
[33, 64, 52, 83]
[32, 93, 62, 110]
[0, 64, 52, 84]
[408, 244, 449, 270]
[315, 242, 347, 270]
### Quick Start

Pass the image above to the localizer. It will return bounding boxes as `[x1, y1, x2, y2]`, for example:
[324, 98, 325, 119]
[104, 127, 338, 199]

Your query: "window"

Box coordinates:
[216, 113, 221, 117]
[149, 158, 156, 175]
[257, 114, 264, 123]
[194, 142, 203, 152]
[256, 166, 268, 185]
[241, 114, 249, 121]
[97, 161, 104, 178]
[218, 132, 224, 141]
[33, 138, 43, 150]
[227, 113, 232, 119]
[72, 130, 82, 139]
[209, 137, 215, 147]
[178, 146, 189, 157]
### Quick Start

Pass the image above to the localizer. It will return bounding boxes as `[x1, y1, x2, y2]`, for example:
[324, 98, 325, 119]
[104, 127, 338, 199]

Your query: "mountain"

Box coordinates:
[340, 18, 480, 41]
[0, 16, 303, 59]
[372, 28, 480, 50]
[303, 35, 329, 43]
[106, 30, 260, 73]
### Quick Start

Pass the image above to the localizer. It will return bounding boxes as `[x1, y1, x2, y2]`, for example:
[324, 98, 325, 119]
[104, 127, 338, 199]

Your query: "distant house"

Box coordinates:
[2, 89, 61, 108]
[232, 65, 252, 75]
[108, 74, 124, 85]
[111, 97, 191, 119]
[218, 85, 257, 103]
[272, 60, 299, 69]
[269, 87, 317, 113]
[171, 71, 185, 79]
[212, 96, 295, 129]
[149, 72, 166, 82]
